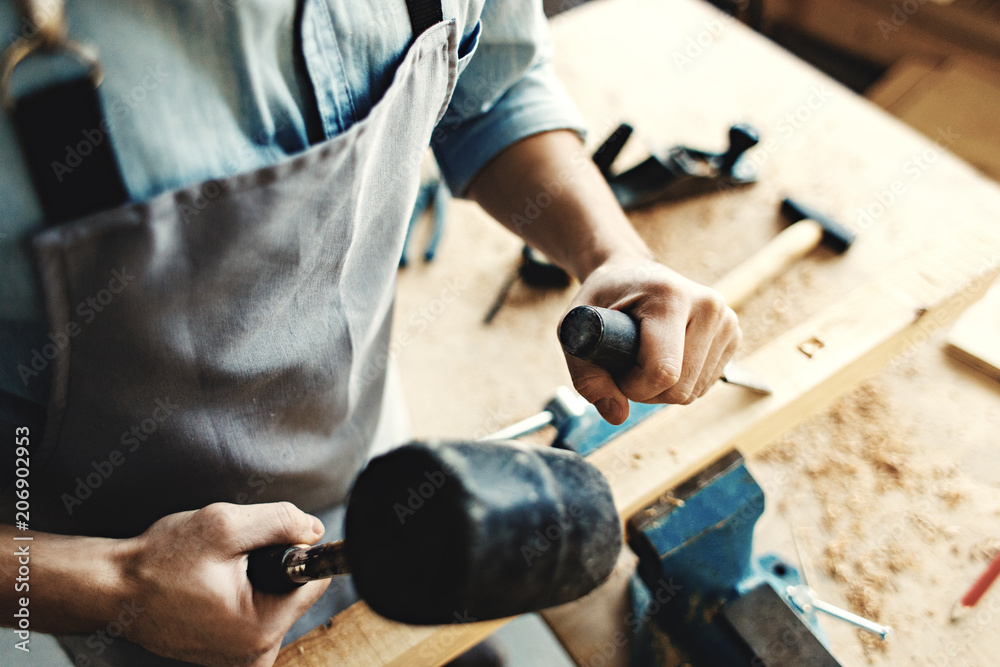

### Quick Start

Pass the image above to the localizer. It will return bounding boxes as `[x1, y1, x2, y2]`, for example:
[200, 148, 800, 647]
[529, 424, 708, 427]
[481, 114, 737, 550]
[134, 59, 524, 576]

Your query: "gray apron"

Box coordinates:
[14, 12, 475, 666]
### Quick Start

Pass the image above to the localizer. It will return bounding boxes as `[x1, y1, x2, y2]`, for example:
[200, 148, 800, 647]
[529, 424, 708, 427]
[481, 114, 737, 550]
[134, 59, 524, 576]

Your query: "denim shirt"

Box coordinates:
[0, 0, 584, 415]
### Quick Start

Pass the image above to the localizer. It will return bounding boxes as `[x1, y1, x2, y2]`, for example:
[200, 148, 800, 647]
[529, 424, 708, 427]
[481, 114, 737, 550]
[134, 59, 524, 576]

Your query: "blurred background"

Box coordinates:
[547, 0, 999, 182]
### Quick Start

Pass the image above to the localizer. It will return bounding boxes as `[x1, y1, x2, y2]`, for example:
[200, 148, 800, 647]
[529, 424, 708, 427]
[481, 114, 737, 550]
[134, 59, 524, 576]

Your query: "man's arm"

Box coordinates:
[0, 503, 329, 666]
[468, 130, 741, 425]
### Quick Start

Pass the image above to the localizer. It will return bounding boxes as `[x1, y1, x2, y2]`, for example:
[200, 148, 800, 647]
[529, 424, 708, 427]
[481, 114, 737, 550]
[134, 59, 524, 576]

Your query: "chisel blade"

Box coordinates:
[720, 362, 772, 395]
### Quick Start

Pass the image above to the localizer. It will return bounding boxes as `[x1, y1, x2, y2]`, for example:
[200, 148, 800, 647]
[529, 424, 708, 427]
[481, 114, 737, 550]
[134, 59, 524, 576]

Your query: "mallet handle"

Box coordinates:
[713, 218, 824, 310]
[248, 540, 350, 594]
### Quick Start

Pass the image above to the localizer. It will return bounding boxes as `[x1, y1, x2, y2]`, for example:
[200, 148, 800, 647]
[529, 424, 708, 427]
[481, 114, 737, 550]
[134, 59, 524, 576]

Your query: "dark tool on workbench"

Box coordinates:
[713, 197, 857, 308]
[400, 177, 449, 267]
[594, 123, 760, 210]
[483, 245, 572, 324]
[559, 305, 771, 394]
[247, 439, 622, 625]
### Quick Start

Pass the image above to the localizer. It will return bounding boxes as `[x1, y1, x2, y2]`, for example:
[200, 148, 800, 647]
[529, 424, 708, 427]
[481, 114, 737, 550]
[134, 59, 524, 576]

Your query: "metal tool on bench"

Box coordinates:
[480, 385, 589, 441]
[627, 451, 844, 666]
[247, 439, 622, 625]
[484, 245, 572, 324]
[594, 123, 760, 209]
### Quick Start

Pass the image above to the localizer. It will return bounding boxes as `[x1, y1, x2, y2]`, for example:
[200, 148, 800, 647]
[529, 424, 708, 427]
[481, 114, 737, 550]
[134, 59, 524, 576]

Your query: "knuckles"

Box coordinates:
[272, 501, 308, 539]
[645, 362, 682, 394]
[665, 382, 697, 405]
[196, 502, 242, 538]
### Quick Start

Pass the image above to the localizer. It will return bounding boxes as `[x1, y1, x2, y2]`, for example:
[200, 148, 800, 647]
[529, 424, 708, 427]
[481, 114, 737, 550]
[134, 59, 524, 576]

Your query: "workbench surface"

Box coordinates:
[392, 0, 1000, 664]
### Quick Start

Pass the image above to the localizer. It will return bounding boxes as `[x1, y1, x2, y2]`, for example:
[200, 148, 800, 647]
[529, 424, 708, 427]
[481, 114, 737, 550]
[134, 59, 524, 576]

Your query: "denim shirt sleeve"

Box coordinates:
[432, 1, 586, 196]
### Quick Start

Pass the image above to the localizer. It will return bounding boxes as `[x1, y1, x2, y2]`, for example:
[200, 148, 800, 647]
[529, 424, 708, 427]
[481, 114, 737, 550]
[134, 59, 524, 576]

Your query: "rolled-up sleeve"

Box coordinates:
[432, 1, 586, 196]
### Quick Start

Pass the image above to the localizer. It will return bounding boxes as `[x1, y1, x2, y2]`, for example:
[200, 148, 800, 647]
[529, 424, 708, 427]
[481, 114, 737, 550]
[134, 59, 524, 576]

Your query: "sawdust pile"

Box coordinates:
[758, 379, 975, 659]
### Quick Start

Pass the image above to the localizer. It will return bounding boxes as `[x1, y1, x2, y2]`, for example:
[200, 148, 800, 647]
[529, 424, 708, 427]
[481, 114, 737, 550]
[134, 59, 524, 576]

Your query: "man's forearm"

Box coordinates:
[0, 523, 132, 634]
[467, 130, 653, 280]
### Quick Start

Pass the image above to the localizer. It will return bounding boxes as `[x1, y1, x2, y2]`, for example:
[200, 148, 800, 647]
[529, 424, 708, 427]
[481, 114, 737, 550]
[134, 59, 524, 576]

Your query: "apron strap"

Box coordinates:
[405, 0, 444, 38]
[1, 0, 128, 224]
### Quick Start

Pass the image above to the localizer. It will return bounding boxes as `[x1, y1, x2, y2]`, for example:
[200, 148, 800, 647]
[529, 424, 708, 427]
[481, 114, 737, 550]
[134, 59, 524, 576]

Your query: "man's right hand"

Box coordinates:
[117, 501, 330, 666]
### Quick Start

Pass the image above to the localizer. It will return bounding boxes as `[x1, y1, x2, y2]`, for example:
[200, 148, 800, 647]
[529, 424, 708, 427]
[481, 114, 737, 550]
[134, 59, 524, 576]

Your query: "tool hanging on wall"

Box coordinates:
[483, 245, 572, 324]
[594, 123, 760, 209]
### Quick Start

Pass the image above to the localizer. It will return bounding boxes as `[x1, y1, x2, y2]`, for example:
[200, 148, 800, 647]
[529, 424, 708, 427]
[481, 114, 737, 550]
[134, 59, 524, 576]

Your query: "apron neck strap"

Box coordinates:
[405, 0, 443, 38]
[2, 0, 127, 224]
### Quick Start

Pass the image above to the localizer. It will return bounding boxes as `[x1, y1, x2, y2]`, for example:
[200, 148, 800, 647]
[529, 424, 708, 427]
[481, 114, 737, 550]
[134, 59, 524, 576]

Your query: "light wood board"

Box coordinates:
[867, 57, 1000, 182]
[947, 277, 1000, 382]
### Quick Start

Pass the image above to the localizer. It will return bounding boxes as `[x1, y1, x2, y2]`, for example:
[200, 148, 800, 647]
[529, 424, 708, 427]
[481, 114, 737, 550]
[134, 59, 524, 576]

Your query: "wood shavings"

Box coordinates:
[971, 538, 1000, 563]
[752, 377, 994, 662]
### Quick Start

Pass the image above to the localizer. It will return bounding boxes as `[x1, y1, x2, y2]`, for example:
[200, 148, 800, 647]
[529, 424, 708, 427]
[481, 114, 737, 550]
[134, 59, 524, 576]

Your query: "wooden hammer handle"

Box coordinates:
[712, 218, 824, 310]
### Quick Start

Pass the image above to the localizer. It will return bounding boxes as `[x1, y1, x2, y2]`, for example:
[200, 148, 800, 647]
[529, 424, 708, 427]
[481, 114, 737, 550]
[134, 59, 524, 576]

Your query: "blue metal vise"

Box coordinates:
[552, 402, 841, 667]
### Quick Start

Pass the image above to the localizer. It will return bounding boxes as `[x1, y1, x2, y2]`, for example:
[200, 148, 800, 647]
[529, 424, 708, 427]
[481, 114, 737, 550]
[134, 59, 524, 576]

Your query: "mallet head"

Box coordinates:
[781, 197, 856, 254]
[345, 439, 622, 625]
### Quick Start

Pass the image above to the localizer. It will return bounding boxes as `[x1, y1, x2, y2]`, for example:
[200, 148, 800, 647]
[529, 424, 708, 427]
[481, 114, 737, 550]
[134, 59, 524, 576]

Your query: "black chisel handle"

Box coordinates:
[559, 305, 639, 374]
[248, 540, 351, 594]
[247, 545, 304, 594]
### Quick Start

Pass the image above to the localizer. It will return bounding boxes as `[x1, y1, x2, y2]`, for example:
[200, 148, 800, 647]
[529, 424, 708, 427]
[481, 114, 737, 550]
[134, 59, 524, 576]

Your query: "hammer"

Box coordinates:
[247, 439, 622, 625]
[559, 198, 854, 378]
[713, 197, 856, 310]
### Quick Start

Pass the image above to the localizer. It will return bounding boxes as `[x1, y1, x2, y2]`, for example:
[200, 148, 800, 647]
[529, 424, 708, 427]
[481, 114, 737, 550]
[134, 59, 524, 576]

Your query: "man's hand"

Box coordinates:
[468, 130, 742, 424]
[118, 502, 330, 666]
[562, 256, 741, 425]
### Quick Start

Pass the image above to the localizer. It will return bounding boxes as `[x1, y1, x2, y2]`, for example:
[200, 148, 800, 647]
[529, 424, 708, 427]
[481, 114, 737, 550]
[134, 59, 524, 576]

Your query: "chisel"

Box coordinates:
[559, 305, 771, 394]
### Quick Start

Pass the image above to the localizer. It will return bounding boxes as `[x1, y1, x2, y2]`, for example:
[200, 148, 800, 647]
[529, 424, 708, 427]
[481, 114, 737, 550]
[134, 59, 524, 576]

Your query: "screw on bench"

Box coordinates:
[786, 585, 894, 640]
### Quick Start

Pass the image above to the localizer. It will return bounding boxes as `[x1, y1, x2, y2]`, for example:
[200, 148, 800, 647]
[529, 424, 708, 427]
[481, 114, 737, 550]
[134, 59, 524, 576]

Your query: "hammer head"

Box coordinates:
[344, 440, 622, 625]
[781, 197, 856, 254]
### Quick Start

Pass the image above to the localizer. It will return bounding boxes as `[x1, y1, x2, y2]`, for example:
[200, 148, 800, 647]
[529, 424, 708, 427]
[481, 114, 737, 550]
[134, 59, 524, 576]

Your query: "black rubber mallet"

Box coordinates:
[247, 440, 622, 625]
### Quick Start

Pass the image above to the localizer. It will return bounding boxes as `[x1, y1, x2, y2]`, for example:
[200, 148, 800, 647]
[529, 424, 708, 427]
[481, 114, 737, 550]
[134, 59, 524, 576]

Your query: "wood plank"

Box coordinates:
[539, 548, 639, 667]
[884, 58, 1000, 182]
[864, 57, 939, 111]
[946, 276, 1000, 382]
[592, 228, 1000, 519]
[275, 604, 508, 667]
[763, 0, 1000, 68]
[279, 228, 1000, 666]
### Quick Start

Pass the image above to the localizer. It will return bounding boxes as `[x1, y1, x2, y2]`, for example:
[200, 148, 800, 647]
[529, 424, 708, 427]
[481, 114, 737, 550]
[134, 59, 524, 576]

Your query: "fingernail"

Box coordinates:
[311, 516, 324, 535]
[595, 398, 621, 424]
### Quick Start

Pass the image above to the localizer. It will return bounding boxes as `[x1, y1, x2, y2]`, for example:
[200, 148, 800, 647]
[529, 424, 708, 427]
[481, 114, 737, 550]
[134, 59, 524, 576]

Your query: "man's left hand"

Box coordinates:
[561, 255, 741, 425]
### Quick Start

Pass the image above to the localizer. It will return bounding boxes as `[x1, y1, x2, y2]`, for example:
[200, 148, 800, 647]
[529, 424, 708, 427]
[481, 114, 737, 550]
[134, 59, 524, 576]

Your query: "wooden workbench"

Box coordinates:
[316, 0, 1000, 664]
